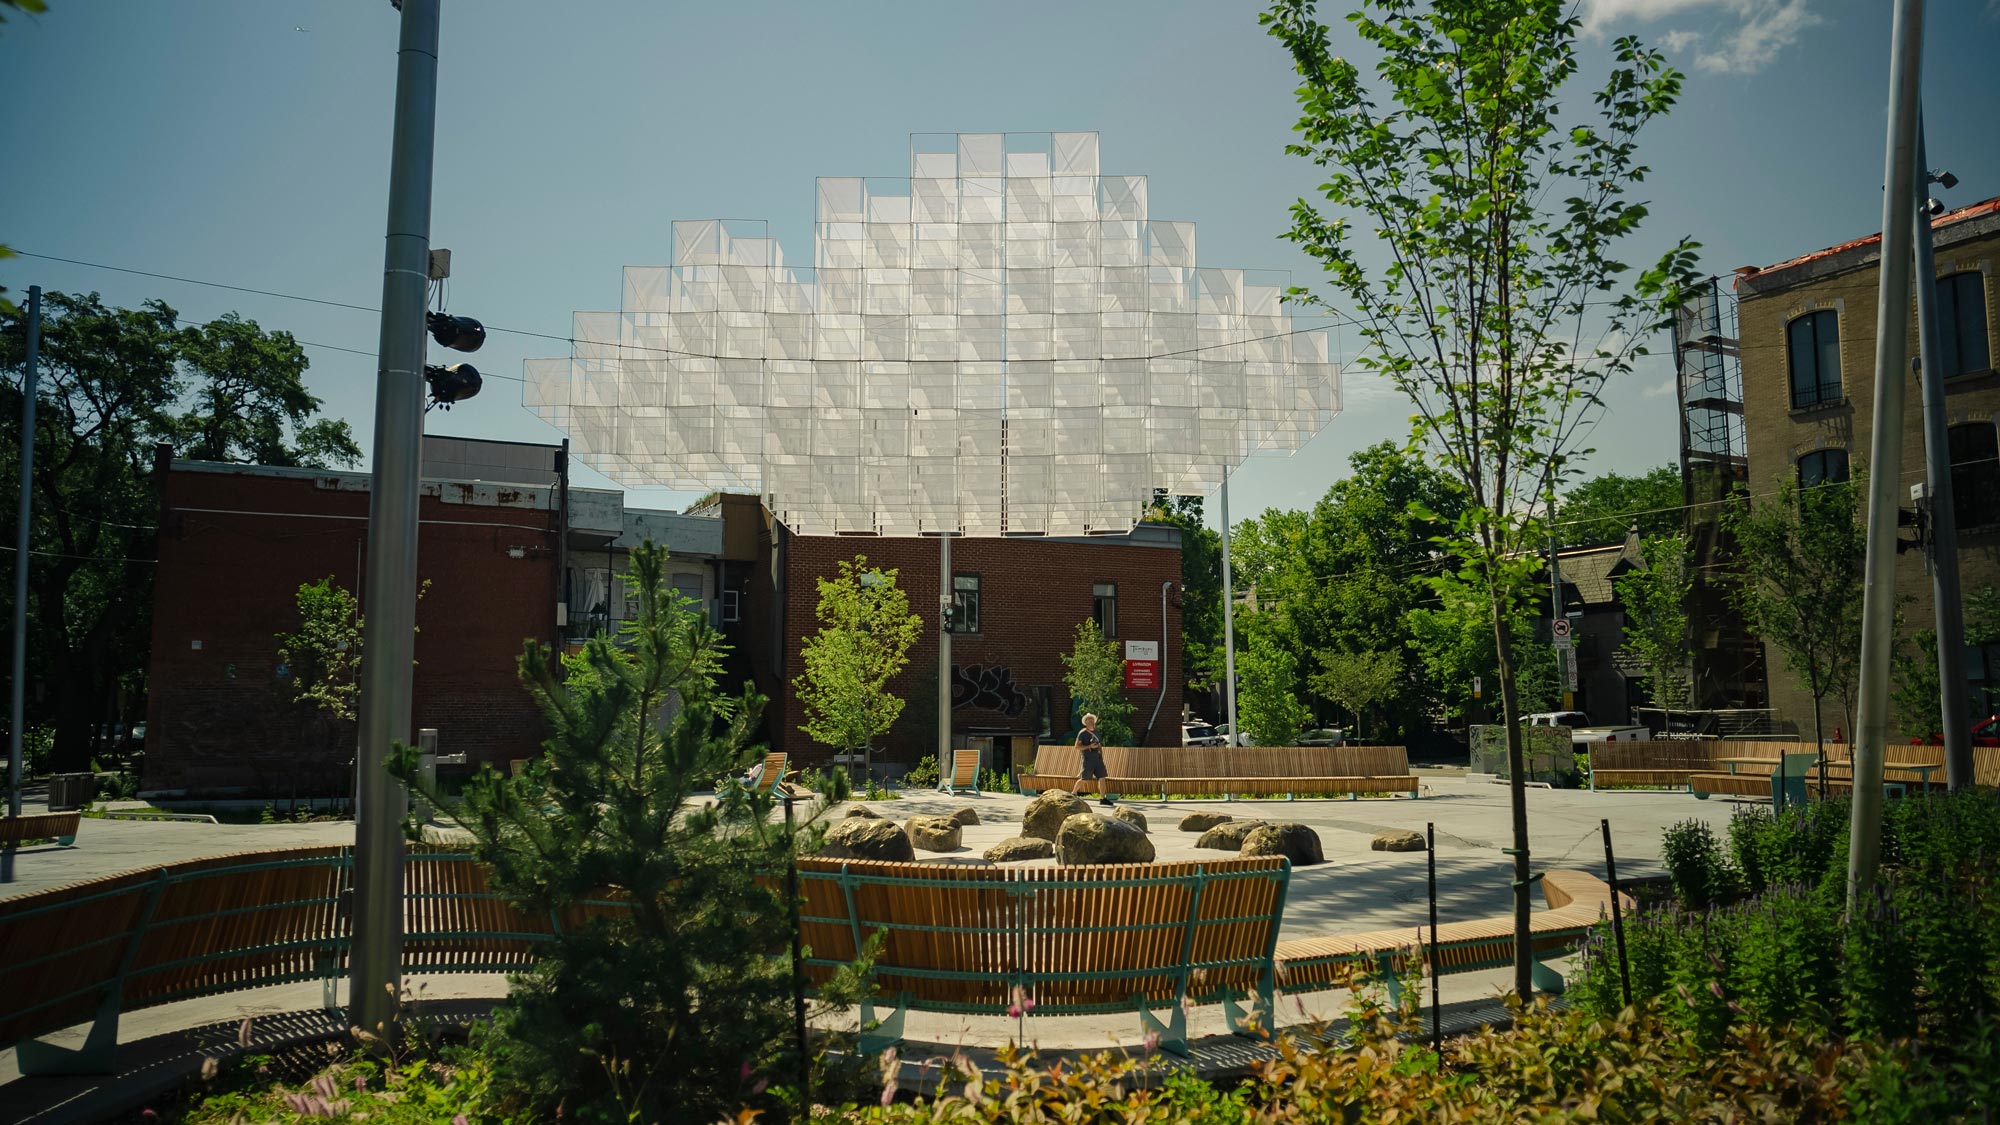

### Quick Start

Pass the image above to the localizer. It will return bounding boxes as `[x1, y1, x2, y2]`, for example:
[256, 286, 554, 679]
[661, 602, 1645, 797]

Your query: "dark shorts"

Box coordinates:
[1079, 748, 1108, 780]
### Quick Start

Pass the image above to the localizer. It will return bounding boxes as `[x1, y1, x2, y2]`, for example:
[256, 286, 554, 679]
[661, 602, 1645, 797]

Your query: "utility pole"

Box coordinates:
[1911, 110, 1972, 790]
[1550, 528, 1573, 712]
[351, 0, 440, 1039]
[1849, 0, 1925, 911]
[1219, 468, 1239, 748]
[6, 286, 42, 880]
[938, 533, 951, 764]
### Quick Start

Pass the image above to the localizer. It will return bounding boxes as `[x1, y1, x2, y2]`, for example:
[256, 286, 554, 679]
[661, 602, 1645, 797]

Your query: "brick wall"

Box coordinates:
[144, 465, 560, 794]
[1739, 213, 2000, 737]
[764, 528, 1184, 767]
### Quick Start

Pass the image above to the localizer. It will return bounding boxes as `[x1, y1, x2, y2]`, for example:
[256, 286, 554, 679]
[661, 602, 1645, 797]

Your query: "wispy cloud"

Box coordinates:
[1580, 0, 1819, 75]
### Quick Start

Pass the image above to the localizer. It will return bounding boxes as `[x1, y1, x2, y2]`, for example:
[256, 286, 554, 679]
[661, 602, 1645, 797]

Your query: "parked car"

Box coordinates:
[1212, 723, 1257, 747]
[1297, 728, 1345, 747]
[1524, 711, 1651, 747]
[1181, 723, 1225, 747]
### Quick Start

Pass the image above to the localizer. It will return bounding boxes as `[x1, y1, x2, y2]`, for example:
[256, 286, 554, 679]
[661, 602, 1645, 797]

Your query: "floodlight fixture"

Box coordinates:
[427, 312, 486, 352]
[424, 362, 482, 408]
[1926, 197, 1946, 217]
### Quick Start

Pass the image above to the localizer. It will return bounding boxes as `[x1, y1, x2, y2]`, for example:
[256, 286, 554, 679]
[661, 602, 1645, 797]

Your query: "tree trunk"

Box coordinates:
[1490, 597, 1535, 1002]
[1811, 693, 1825, 802]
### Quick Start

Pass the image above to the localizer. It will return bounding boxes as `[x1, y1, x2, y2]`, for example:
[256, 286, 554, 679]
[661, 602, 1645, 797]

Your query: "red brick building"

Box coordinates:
[737, 503, 1186, 771]
[143, 457, 1182, 794]
[143, 459, 566, 794]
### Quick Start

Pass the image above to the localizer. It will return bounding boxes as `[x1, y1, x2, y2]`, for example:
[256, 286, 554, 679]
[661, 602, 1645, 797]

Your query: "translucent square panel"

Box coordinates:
[524, 132, 1341, 536]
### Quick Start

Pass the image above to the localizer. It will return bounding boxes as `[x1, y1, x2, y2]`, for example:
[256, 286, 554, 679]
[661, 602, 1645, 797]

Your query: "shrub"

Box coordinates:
[1660, 818, 1735, 908]
[397, 541, 864, 1123]
[901, 754, 940, 788]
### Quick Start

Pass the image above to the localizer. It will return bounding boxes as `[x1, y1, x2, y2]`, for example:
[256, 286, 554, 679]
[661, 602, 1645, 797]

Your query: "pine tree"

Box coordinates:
[396, 540, 852, 1122]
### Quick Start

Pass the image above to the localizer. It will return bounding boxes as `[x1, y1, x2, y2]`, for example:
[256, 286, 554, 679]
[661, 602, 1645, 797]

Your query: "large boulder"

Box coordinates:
[1179, 811, 1232, 833]
[1195, 820, 1269, 851]
[1022, 789, 1089, 840]
[918, 856, 993, 867]
[843, 804, 882, 819]
[1241, 823, 1326, 866]
[1056, 813, 1157, 865]
[1372, 830, 1427, 853]
[984, 836, 1056, 862]
[949, 806, 982, 828]
[1111, 806, 1149, 833]
[905, 815, 964, 852]
[820, 817, 914, 862]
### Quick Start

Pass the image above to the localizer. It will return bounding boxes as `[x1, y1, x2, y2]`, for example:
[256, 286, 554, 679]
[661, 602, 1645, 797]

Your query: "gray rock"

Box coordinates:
[905, 815, 964, 852]
[1111, 806, 1149, 833]
[819, 817, 914, 862]
[1179, 811, 1232, 833]
[1242, 823, 1326, 866]
[1195, 820, 1269, 850]
[1022, 789, 1089, 840]
[1372, 830, 1427, 853]
[1056, 813, 1156, 865]
[984, 836, 1057, 862]
[844, 804, 882, 819]
[949, 806, 981, 827]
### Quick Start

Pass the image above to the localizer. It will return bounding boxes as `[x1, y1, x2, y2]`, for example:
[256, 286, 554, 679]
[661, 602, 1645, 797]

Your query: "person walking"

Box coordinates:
[1077, 712, 1114, 807]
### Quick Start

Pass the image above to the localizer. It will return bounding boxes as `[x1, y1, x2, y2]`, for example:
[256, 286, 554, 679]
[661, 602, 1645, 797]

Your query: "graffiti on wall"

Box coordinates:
[951, 664, 1029, 717]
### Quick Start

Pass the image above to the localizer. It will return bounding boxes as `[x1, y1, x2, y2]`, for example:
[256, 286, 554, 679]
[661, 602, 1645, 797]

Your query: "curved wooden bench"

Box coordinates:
[795, 855, 1291, 1055]
[1021, 745, 1419, 800]
[0, 811, 81, 847]
[1273, 870, 1629, 999]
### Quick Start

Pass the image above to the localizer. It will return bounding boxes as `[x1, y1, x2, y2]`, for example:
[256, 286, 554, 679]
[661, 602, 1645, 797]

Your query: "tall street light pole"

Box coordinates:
[1849, 0, 1925, 911]
[351, 0, 440, 1038]
[1910, 110, 1972, 790]
[1219, 468, 1238, 748]
[6, 286, 42, 885]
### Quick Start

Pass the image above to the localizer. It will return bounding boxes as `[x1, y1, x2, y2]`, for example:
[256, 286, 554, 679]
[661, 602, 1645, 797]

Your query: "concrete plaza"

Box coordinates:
[2, 774, 1743, 1116]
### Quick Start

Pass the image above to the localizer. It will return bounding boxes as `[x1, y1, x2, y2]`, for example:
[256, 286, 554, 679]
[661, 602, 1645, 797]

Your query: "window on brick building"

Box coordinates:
[952, 573, 981, 634]
[1950, 422, 2000, 529]
[720, 588, 741, 623]
[1937, 272, 1992, 378]
[1787, 309, 1842, 409]
[1093, 582, 1117, 637]
[1797, 448, 1849, 489]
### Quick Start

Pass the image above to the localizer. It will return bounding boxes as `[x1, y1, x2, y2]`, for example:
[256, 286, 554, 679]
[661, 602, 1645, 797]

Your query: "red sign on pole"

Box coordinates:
[1124, 659, 1159, 690]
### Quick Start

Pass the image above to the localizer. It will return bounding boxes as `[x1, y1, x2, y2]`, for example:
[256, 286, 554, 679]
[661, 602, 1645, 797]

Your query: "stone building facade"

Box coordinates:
[1737, 198, 2000, 736]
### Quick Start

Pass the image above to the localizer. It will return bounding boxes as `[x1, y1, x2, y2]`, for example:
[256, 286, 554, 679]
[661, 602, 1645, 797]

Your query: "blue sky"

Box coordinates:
[3, 0, 1996, 526]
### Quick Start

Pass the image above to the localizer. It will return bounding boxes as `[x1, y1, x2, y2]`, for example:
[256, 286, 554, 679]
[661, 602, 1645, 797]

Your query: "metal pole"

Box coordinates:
[8, 286, 40, 826]
[1911, 109, 1972, 791]
[1600, 818, 1631, 1008]
[1220, 469, 1238, 747]
[1550, 527, 1571, 713]
[1849, 0, 1926, 912]
[1426, 821, 1441, 1053]
[938, 533, 951, 765]
[785, 794, 810, 1109]
[350, 0, 439, 1038]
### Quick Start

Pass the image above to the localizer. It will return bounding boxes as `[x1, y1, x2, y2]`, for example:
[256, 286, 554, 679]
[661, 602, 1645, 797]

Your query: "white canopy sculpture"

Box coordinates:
[524, 132, 1340, 536]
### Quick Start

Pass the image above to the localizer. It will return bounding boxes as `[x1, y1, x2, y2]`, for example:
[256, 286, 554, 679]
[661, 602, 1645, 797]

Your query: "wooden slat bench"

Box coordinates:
[0, 811, 81, 847]
[1273, 869, 1628, 999]
[795, 855, 1291, 1055]
[1019, 745, 1419, 800]
[1588, 740, 1837, 791]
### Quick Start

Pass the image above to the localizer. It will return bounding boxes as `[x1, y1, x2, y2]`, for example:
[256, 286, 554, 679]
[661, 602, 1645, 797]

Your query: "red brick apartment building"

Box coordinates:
[142, 447, 1183, 794]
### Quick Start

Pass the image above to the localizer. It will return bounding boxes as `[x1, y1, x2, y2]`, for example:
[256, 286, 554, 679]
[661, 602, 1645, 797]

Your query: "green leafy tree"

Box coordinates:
[1558, 466, 1683, 546]
[395, 541, 856, 1122]
[1264, 0, 1697, 998]
[1310, 649, 1402, 739]
[1061, 618, 1134, 746]
[1237, 623, 1310, 746]
[0, 292, 358, 768]
[1617, 534, 1694, 731]
[795, 555, 922, 763]
[1892, 586, 2000, 740]
[1728, 480, 1865, 756]
[276, 578, 365, 724]
[1148, 491, 1225, 702]
[1405, 579, 1560, 724]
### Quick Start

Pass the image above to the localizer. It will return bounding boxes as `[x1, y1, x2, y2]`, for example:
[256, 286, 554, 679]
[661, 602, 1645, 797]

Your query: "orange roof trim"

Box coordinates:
[1735, 196, 2000, 286]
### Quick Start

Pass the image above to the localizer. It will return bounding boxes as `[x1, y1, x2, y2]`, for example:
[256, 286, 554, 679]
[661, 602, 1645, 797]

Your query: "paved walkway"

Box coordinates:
[0, 777, 1736, 1119]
